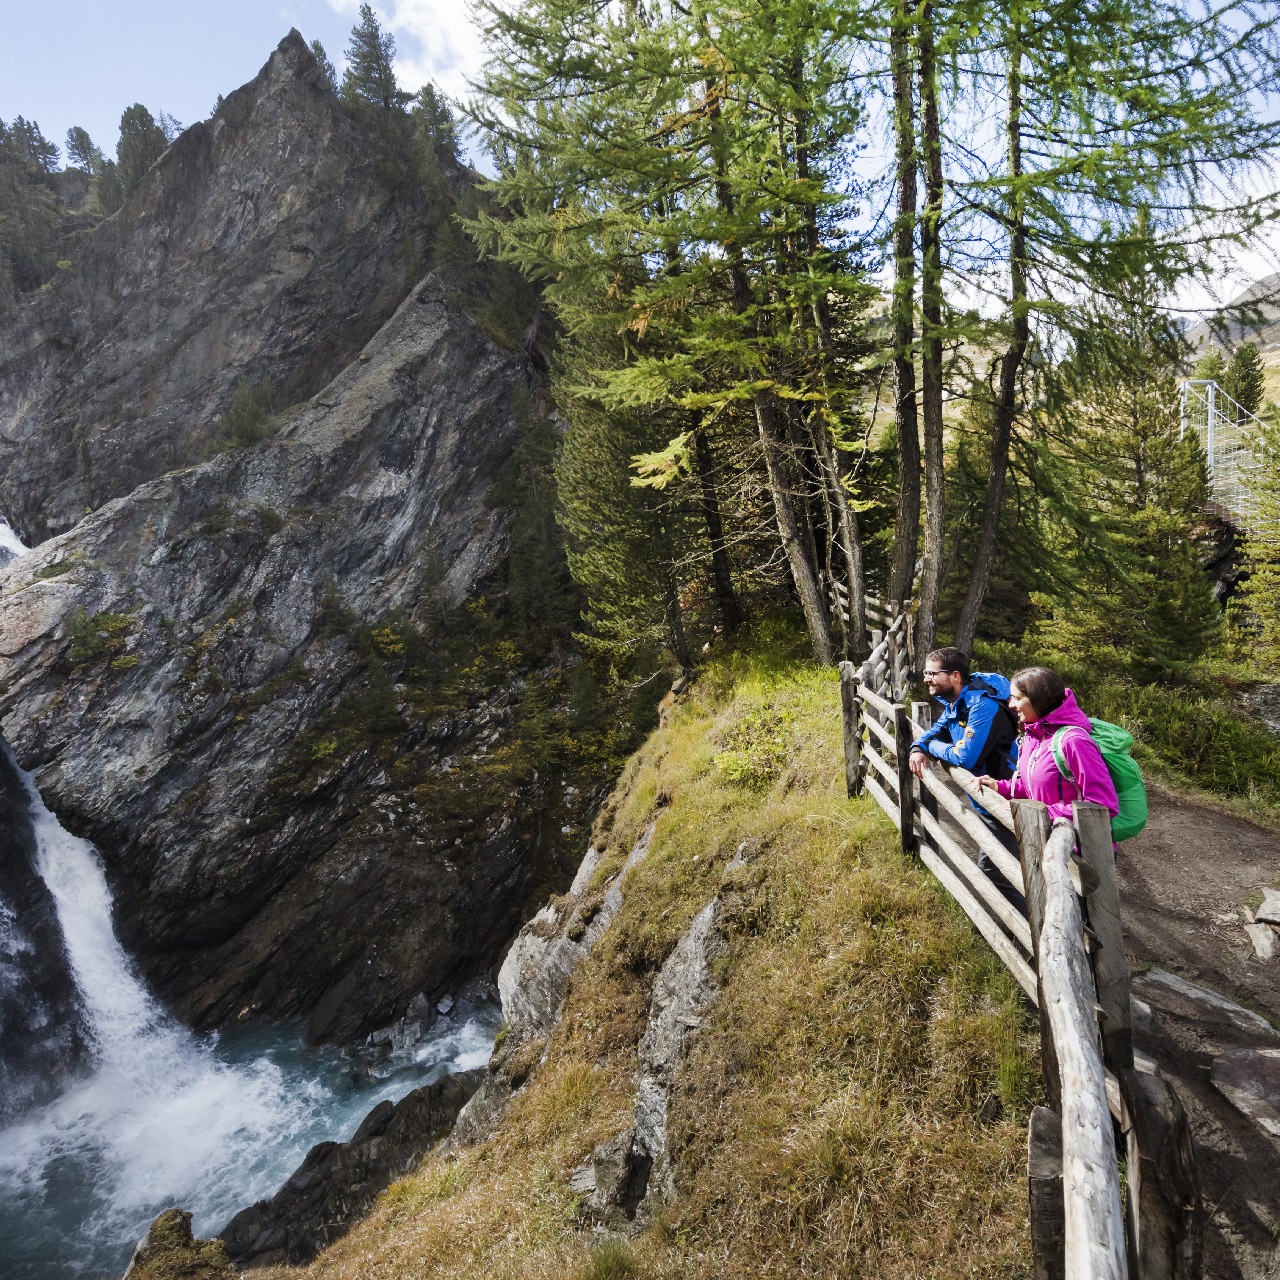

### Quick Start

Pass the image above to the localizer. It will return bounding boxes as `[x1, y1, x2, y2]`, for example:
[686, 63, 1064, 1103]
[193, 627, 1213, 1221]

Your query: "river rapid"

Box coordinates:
[0, 520, 499, 1279]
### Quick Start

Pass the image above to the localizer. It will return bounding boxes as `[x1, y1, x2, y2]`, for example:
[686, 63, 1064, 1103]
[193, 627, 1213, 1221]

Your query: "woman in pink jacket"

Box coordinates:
[977, 666, 1118, 821]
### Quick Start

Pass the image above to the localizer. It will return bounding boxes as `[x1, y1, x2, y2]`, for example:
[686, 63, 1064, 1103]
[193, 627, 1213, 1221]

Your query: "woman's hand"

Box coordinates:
[974, 774, 999, 790]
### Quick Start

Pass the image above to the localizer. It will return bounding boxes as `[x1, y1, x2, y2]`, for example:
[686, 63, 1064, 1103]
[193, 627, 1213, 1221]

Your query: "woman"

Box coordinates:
[977, 666, 1118, 822]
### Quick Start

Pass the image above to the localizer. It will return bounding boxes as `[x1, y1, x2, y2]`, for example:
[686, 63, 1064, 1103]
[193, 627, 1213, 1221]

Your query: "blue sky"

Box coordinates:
[0, 1, 482, 162]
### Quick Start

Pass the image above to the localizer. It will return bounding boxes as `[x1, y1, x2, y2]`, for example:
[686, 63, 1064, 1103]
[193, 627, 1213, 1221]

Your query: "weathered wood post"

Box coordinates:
[1072, 801, 1133, 1073]
[1029, 1105, 1067, 1280]
[1038, 818, 1127, 1279]
[839, 661, 865, 798]
[894, 703, 915, 855]
[1119, 1069, 1204, 1280]
[912, 701, 937, 826]
[1012, 799, 1061, 1111]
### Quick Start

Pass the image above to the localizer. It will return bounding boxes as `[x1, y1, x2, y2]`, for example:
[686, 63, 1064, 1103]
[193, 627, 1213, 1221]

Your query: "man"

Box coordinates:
[908, 646, 1025, 911]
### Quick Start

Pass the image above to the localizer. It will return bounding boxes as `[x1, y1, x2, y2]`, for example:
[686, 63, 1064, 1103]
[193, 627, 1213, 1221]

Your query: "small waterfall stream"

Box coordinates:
[0, 521, 499, 1278]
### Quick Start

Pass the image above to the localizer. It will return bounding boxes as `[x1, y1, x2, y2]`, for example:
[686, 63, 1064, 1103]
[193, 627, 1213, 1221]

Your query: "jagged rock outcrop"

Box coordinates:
[121, 1209, 231, 1280]
[0, 258, 567, 1043]
[219, 1069, 484, 1267]
[451, 824, 657, 1145]
[0, 739, 91, 1120]
[0, 31, 437, 542]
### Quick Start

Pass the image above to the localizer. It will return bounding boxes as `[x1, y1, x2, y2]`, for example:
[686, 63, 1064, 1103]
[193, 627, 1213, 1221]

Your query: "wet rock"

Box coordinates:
[219, 1068, 483, 1267]
[0, 739, 90, 1122]
[436, 994, 454, 1015]
[121, 1208, 230, 1280]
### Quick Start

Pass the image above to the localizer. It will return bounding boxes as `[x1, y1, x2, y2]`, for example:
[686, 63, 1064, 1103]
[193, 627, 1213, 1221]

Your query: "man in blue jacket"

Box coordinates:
[908, 646, 1024, 911]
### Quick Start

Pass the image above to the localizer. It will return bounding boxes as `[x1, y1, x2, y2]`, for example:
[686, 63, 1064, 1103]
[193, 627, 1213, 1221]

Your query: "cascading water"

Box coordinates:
[0, 521, 500, 1279]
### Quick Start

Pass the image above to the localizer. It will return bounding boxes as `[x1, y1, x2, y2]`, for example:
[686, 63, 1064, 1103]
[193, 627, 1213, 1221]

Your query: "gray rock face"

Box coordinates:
[219, 1069, 483, 1267]
[0, 30, 433, 542]
[0, 260, 552, 1042]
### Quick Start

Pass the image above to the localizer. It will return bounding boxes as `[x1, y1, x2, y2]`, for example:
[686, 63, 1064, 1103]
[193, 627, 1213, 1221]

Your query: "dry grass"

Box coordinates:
[259, 630, 1039, 1280]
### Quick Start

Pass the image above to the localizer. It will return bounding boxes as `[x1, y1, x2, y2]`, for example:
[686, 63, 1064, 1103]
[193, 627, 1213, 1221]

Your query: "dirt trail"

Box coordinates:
[1118, 782, 1280, 1279]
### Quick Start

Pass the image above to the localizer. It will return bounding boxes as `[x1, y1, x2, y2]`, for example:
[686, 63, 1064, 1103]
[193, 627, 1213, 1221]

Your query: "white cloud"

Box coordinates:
[325, 0, 487, 101]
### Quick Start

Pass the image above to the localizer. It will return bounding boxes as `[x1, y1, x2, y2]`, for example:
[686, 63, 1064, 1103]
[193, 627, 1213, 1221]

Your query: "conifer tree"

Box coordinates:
[310, 39, 339, 92]
[64, 126, 104, 174]
[116, 104, 169, 196]
[1224, 342, 1265, 418]
[1028, 301, 1220, 673]
[342, 5, 406, 112]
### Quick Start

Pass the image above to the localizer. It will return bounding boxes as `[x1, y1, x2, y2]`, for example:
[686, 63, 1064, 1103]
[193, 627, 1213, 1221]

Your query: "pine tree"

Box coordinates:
[341, 5, 406, 112]
[310, 39, 338, 92]
[1194, 348, 1227, 381]
[1224, 342, 1265, 418]
[8, 117, 58, 172]
[64, 126, 104, 174]
[1028, 300, 1220, 674]
[116, 104, 169, 196]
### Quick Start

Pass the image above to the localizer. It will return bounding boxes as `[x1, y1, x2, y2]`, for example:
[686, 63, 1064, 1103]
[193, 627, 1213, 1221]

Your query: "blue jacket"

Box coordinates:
[914, 673, 1018, 774]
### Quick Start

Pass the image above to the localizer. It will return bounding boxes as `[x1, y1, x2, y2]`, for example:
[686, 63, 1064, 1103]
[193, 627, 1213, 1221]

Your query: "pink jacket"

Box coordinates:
[995, 689, 1118, 822]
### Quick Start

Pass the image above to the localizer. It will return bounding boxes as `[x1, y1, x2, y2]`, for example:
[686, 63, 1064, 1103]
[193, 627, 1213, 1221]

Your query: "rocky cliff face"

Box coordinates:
[0, 31, 433, 542]
[0, 33, 605, 1056]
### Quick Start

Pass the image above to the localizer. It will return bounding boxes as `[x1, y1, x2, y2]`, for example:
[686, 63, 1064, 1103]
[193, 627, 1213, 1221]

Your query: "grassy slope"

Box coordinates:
[258, 627, 1040, 1280]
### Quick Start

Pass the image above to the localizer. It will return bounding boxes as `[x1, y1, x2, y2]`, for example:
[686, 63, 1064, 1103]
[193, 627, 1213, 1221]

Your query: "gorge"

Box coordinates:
[0, 30, 626, 1278]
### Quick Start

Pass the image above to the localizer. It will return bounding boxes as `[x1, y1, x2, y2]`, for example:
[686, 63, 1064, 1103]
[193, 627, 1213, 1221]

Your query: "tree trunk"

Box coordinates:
[662, 561, 693, 672]
[955, 22, 1029, 652]
[887, 0, 921, 612]
[917, 3, 945, 659]
[693, 427, 741, 633]
[756, 391, 835, 664]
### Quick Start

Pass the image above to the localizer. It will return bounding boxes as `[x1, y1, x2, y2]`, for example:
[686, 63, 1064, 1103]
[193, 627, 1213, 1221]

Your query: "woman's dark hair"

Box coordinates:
[1011, 666, 1066, 717]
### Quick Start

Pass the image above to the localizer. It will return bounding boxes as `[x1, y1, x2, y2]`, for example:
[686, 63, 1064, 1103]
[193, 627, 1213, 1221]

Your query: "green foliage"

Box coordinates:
[309, 39, 338, 92]
[115, 104, 169, 198]
[69, 608, 136, 665]
[1225, 341, 1265, 418]
[1235, 418, 1280, 665]
[211, 376, 276, 450]
[64, 126, 104, 174]
[0, 116, 61, 304]
[342, 4, 407, 112]
[1026, 298, 1219, 675]
[713, 704, 796, 787]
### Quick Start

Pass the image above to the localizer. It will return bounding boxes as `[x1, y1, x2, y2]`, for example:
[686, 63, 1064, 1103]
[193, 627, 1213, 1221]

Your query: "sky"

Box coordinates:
[0, 0, 485, 162]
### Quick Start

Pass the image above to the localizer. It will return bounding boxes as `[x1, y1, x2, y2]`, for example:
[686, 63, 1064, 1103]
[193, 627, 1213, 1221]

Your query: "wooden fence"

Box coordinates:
[838, 665, 1204, 1280]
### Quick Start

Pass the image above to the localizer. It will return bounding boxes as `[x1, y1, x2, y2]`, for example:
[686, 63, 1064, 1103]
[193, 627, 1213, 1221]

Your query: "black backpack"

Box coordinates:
[955, 676, 1018, 779]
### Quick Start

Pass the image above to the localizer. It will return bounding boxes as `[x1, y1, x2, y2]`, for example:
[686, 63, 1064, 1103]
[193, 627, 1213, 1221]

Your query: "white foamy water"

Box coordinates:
[0, 515, 29, 564]
[0, 759, 500, 1279]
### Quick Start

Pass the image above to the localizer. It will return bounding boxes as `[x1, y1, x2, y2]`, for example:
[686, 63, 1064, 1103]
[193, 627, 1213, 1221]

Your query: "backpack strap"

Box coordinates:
[1050, 726, 1080, 785]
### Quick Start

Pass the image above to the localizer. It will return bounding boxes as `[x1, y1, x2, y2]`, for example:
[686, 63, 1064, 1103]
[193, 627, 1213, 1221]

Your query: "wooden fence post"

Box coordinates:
[1119, 1069, 1205, 1280]
[839, 662, 864, 798]
[1073, 802, 1133, 1073]
[1012, 799, 1061, 1112]
[1029, 1105, 1066, 1280]
[894, 703, 915, 855]
[1038, 819, 1127, 1279]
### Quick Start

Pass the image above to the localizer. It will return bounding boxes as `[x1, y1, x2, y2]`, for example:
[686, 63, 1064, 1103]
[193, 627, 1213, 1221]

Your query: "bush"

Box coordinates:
[213, 376, 275, 450]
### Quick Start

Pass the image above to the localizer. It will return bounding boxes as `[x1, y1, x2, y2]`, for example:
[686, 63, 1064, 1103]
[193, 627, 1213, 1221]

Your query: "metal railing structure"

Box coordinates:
[837, 670, 1205, 1280]
[1179, 379, 1273, 529]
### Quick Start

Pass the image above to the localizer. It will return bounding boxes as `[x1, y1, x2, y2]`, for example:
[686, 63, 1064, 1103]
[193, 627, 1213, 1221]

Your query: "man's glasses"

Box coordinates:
[922, 668, 952, 678]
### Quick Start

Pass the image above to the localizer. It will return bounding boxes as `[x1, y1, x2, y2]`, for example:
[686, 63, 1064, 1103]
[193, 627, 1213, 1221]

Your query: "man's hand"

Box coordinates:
[908, 747, 929, 778]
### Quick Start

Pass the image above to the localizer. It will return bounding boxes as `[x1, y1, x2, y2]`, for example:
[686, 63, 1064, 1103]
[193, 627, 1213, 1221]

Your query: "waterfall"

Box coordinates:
[0, 514, 499, 1279]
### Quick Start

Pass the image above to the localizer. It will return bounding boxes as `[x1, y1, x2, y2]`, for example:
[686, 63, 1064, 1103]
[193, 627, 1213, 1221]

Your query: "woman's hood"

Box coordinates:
[1026, 688, 1092, 738]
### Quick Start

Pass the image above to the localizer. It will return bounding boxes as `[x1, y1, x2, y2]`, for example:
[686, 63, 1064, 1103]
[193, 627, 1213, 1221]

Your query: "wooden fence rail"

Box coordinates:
[837, 662, 1204, 1280]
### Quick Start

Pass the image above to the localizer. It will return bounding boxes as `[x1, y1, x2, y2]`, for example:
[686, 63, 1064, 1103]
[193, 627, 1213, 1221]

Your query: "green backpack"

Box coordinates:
[1050, 720, 1148, 842]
